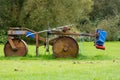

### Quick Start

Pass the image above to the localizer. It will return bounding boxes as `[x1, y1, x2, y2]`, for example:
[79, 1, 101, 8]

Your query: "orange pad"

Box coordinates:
[95, 45, 105, 50]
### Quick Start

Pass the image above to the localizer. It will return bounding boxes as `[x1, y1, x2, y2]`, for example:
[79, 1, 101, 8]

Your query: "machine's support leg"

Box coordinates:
[8, 36, 17, 50]
[36, 32, 39, 56]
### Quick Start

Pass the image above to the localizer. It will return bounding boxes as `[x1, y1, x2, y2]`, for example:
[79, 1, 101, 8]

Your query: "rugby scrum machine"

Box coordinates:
[4, 25, 107, 58]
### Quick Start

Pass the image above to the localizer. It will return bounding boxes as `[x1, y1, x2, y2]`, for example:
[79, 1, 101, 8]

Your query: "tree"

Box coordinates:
[0, 0, 25, 28]
[90, 0, 120, 20]
[90, 0, 120, 41]
[19, 0, 93, 31]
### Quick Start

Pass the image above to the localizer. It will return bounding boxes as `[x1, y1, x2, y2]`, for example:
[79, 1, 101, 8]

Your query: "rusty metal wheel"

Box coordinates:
[52, 36, 79, 58]
[4, 39, 28, 57]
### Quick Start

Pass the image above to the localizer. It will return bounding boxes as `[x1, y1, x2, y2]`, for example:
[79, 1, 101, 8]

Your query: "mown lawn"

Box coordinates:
[0, 42, 120, 80]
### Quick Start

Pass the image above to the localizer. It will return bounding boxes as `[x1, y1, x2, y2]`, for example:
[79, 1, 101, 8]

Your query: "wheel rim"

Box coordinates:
[4, 39, 28, 57]
[52, 36, 79, 58]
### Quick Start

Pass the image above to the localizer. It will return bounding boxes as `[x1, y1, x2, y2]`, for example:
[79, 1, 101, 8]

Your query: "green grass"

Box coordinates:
[0, 60, 120, 80]
[0, 42, 120, 60]
[0, 42, 120, 80]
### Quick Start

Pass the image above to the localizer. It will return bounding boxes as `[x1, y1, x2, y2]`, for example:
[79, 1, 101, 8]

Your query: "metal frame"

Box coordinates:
[7, 27, 98, 56]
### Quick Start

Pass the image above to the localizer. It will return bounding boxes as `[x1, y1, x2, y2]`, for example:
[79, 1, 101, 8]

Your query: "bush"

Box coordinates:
[97, 15, 120, 41]
[0, 30, 7, 44]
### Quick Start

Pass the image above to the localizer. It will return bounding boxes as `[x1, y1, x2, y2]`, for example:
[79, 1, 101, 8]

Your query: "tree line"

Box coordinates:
[0, 0, 120, 42]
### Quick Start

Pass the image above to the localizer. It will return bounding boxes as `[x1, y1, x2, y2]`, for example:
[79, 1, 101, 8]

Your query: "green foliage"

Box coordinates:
[19, 0, 93, 31]
[0, 0, 93, 31]
[79, 0, 120, 41]
[0, 0, 25, 28]
[0, 0, 120, 41]
[0, 30, 7, 44]
[90, 0, 120, 20]
[97, 15, 120, 41]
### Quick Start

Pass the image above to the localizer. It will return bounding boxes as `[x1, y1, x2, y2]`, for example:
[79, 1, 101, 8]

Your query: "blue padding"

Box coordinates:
[96, 29, 107, 46]
[26, 32, 35, 38]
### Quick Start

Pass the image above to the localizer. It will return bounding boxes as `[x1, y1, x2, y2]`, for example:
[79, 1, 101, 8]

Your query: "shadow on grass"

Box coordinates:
[0, 54, 55, 60]
[0, 54, 112, 60]
[77, 54, 112, 60]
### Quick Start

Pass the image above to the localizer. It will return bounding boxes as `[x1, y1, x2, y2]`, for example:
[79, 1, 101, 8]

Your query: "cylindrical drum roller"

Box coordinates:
[4, 39, 28, 57]
[52, 36, 79, 58]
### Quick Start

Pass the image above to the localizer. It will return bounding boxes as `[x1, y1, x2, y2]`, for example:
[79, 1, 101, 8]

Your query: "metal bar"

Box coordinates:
[51, 31, 80, 36]
[80, 33, 97, 37]
[8, 37, 17, 50]
[38, 36, 46, 43]
[51, 31, 97, 37]
[24, 28, 36, 33]
[8, 30, 27, 35]
[35, 32, 39, 56]
[8, 27, 36, 36]
[9, 27, 35, 33]
[53, 24, 74, 29]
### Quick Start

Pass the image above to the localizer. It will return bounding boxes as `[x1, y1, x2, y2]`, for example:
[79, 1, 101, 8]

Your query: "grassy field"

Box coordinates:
[0, 42, 120, 80]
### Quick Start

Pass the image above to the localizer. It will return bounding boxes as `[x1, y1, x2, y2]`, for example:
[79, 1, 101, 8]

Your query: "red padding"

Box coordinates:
[95, 45, 105, 50]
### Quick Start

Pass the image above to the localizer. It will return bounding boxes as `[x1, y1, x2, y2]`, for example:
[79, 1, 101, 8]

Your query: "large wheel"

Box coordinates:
[4, 39, 28, 57]
[52, 36, 79, 58]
